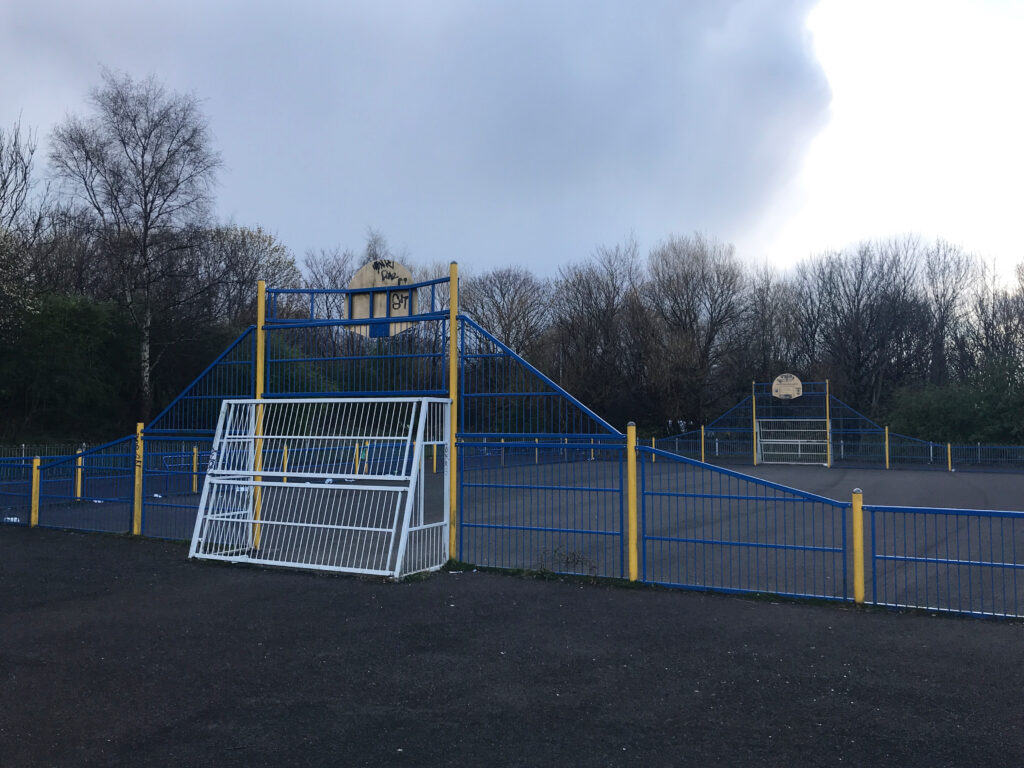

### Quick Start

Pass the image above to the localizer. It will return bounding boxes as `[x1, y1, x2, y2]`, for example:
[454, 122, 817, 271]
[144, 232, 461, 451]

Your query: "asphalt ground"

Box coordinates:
[3, 524, 1024, 768]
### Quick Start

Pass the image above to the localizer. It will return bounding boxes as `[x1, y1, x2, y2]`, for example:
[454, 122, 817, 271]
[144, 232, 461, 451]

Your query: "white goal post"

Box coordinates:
[189, 397, 450, 578]
[756, 418, 829, 465]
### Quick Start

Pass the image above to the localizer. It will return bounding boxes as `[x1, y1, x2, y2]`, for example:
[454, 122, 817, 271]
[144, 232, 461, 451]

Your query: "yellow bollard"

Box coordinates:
[626, 423, 638, 582]
[852, 489, 865, 604]
[30, 457, 40, 527]
[75, 449, 83, 500]
[133, 423, 143, 536]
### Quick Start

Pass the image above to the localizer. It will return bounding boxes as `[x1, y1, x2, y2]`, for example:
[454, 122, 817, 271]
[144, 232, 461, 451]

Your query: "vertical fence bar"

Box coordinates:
[75, 449, 83, 500]
[884, 426, 890, 470]
[133, 423, 143, 536]
[852, 488, 864, 603]
[192, 445, 199, 493]
[627, 422, 638, 582]
[30, 457, 40, 527]
[448, 261, 459, 559]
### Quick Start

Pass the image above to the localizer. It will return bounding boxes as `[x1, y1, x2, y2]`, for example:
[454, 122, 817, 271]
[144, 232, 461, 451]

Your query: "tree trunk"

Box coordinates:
[139, 303, 152, 422]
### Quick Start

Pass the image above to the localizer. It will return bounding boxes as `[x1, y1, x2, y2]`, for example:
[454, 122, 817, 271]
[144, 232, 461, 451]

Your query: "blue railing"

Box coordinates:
[867, 504, 1024, 618]
[638, 447, 850, 600]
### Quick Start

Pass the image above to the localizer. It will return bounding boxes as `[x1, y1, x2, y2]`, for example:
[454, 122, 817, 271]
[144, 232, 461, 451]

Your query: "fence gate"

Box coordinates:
[189, 397, 450, 578]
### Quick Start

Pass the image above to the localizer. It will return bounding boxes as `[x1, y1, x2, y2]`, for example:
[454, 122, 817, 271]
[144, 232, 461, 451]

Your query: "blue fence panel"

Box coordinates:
[638, 447, 850, 600]
[458, 437, 626, 578]
[868, 504, 1024, 617]
[0, 458, 36, 524]
[36, 437, 135, 534]
[141, 437, 212, 540]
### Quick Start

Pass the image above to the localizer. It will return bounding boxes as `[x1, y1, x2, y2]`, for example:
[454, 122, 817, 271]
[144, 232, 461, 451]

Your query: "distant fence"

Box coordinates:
[657, 428, 1024, 474]
[5, 429, 1024, 619]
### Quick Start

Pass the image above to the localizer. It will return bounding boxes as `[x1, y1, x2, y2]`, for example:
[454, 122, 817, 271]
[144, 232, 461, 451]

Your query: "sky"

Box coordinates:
[1, 0, 1022, 280]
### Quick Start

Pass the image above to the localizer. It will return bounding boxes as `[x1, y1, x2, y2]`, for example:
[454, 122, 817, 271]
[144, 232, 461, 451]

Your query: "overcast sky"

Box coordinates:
[2, 0, 1022, 279]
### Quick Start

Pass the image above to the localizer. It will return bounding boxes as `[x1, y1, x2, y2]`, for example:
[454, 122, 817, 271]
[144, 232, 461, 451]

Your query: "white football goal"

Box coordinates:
[188, 397, 450, 578]
[756, 418, 829, 465]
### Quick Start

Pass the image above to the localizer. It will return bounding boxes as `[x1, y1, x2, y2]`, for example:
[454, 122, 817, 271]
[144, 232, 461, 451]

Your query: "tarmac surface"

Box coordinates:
[3, 524, 1024, 767]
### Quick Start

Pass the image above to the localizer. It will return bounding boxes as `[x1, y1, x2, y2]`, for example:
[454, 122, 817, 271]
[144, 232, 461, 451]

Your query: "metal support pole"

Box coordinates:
[448, 261, 459, 558]
[133, 423, 143, 536]
[700, 425, 705, 463]
[852, 488, 865, 604]
[626, 423, 638, 582]
[30, 457, 40, 527]
[947, 443, 953, 472]
[192, 445, 199, 493]
[825, 379, 832, 468]
[751, 382, 758, 466]
[75, 450, 83, 500]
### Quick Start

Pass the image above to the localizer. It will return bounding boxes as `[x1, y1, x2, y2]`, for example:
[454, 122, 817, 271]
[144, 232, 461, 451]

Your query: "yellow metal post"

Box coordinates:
[501, 437, 505, 468]
[626, 423, 638, 582]
[651, 436, 656, 463]
[535, 438, 539, 464]
[825, 379, 832, 468]
[448, 261, 459, 558]
[751, 381, 758, 466]
[700, 425, 706, 463]
[282, 444, 289, 483]
[75, 449, 83, 500]
[353, 441, 361, 474]
[253, 280, 267, 548]
[133, 422, 143, 536]
[591, 438, 594, 461]
[852, 488, 865, 604]
[192, 445, 199, 493]
[884, 426, 890, 470]
[433, 444, 437, 474]
[947, 443, 952, 472]
[30, 457, 40, 527]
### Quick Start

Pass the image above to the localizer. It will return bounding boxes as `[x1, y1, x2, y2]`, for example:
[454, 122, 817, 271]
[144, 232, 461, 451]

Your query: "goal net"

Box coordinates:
[757, 419, 828, 465]
[189, 397, 450, 578]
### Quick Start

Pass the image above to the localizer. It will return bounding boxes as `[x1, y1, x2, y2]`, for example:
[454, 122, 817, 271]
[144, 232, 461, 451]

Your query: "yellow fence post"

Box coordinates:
[253, 280, 267, 548]
[133, 422, 143, 536]
[192, 445, 199, 493]
[751, 381, 758, 466]
[75, 449, 83, 500]
[282, 444, 289, 483]
[651, 436, 656, 463]
[700, 425, 706, 463]
[626, 423, 638, 582]
[30, 457, 40, 527]
[591, 438, 595, 461]
[500, 438, 505, 468]
[433, 443, 437, 474]
[535, 438, 539, 464]
[884, 426, 890, 470]
[448, 261, 459, 559]
[852, 488, 865, 604]
[947, 443, 952, 472]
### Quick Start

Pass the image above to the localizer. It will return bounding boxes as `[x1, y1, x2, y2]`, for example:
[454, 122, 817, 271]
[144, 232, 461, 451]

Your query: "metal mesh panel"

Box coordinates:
[190, 397, 449, 577]
[757, 419, 828, 465]
[36, 437, 135, 533]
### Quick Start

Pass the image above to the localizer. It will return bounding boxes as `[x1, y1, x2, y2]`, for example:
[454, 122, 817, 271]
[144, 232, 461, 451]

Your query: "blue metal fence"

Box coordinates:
[867, 504, 1024, 618]
[638, 447, 850, 600]
[36, 437, 135, 534]
[458, 436, 626, 578]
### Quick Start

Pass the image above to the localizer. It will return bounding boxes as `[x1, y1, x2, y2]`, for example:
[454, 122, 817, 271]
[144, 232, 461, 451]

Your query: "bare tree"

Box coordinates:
[461, 266, 552, 355]
[50, 69, 222, 418]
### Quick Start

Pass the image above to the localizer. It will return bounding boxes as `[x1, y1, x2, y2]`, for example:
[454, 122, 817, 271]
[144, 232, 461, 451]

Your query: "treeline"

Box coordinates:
[460, 235, 1024, 444]
[2, 71, 1022, 444]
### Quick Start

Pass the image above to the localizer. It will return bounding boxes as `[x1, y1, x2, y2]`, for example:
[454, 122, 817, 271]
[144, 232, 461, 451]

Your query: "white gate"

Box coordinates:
[188, 397, 450, 578]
